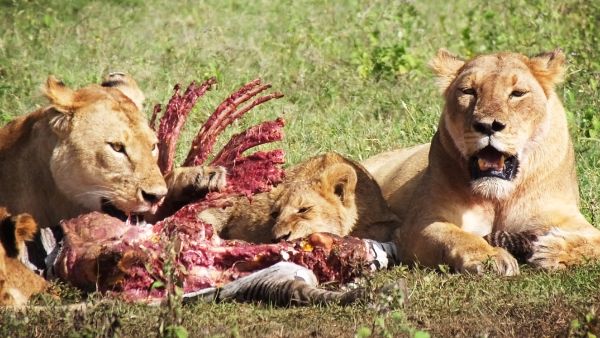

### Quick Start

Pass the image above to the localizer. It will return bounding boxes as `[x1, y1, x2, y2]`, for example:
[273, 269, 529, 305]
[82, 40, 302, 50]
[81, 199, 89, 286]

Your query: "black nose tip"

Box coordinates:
[473, 120, 506, 135]
[141, 190, 165, 204]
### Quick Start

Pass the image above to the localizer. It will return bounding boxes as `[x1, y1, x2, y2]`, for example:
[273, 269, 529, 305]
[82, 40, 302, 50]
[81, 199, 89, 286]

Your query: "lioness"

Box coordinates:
[202, 152, 399, 243]
[364, 49, 600, 275]
[0, 73, 225, 267]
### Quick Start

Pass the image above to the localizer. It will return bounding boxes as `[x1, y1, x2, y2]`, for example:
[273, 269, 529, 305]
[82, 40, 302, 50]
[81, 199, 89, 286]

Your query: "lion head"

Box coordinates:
[430, 49, 566, 199]
[43, 73, 167, 216]
[271, 161, 359, 242]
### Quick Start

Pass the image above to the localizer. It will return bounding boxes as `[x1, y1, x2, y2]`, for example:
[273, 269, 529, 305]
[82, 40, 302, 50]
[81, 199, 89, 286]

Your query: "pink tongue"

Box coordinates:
[477, 148, 505, 171]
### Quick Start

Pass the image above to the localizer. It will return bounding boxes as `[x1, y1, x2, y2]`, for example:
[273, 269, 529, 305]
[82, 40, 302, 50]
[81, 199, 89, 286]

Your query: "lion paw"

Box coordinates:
[457, 247, 519, 276]
[528, 240, 567, 270]
[195, 166, 227, 192]
[163, 166, 228, 208]
[527, 228, 599, 270]
[169, 166, 227, 195]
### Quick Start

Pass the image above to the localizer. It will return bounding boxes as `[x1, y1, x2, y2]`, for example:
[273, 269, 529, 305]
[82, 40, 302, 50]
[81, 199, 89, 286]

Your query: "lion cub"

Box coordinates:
[0, 208, 48, 306]
[364, 49, 600, 275]
[201, 153, 399, 243]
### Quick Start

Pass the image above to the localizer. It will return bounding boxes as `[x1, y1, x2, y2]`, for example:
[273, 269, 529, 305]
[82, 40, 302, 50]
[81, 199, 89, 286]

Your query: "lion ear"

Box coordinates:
[42, 76, 75, 137]
[319, 163, 358, 207]
[13, 213, 37, 244]
[429, 48, 465, 92]
[101, 72, 145, 110]
[528, 49, 566, 95]
[0, 211, 36, 258]
[42, 76, 75, 113]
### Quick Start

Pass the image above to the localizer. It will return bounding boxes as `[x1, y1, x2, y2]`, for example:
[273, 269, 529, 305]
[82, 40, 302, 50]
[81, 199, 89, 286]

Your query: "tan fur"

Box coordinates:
[269, 161, 359, 241]
[0, 208, 48, 306]
[202, 152, 399, 243]
[364, 49, 600, 274]
[0, 73, 226, 228]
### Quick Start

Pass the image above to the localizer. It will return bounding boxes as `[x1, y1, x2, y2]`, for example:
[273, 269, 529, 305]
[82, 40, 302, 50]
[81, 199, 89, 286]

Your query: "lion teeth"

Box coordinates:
[478, 155, 506, 171]
[499, 155, 505, 168]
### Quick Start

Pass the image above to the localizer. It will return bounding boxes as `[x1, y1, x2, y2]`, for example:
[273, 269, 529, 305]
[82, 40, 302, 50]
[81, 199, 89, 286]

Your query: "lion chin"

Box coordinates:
[470, 177, 515, 200]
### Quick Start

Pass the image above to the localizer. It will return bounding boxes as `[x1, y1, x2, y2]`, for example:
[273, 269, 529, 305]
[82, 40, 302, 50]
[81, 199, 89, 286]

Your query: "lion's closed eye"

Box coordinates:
[297, 206, 312, 214]
[509, 90, 528, 98]
[460, 87, 476, 95]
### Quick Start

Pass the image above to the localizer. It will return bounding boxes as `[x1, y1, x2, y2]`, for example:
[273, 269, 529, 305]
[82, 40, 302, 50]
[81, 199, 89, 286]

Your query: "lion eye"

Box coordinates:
[509, 90, 527, 98]
[461, 88, 476, 95]
[151, 143, 158, 155]
[108, 142, 126, 154]
[298, 207, 311, 214]
[270, 211, 279, 219]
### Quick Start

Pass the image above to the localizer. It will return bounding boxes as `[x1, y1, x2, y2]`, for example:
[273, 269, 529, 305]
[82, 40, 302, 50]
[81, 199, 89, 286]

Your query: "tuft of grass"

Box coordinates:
[1, 0, 600, 336]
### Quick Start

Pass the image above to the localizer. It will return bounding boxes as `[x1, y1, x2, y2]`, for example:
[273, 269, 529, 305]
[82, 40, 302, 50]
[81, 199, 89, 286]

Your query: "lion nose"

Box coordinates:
[139, 187, 167, 204]
[473, 120, 506, 135]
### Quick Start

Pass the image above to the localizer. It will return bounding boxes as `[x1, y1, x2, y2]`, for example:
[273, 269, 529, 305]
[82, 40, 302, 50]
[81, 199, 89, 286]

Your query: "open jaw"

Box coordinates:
[469, 146, 519, 181]
[100, 198, 147, 224]
[101, 198, 125, 220]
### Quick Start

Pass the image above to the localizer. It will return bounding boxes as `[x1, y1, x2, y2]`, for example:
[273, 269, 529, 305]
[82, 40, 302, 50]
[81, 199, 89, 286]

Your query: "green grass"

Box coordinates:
[1, 0, 600, 336]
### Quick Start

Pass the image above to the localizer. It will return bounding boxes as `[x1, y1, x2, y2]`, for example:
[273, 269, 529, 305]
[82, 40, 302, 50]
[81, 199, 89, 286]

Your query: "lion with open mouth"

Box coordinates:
[364, 49, 600, 275]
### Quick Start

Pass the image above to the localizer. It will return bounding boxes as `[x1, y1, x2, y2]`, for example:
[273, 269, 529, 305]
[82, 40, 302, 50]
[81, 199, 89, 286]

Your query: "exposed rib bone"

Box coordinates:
[183, 79, 284, 167]
[156, 78, 216, 174]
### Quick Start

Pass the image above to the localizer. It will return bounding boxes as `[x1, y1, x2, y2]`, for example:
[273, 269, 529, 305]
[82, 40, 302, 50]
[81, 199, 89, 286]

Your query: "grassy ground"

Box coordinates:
[1, 0, 600, 336]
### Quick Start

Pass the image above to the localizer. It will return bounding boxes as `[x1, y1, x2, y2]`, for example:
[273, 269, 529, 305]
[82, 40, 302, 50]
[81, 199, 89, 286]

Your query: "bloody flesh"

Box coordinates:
[55, 211, 371, 301]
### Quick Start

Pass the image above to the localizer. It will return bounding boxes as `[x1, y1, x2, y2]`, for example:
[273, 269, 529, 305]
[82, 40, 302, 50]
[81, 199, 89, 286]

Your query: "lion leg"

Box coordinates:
[149, 166, 227, 221]
[528, 223, 600, 269]
[399, 222, 519, 276]
[165, 165, 227, 199]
